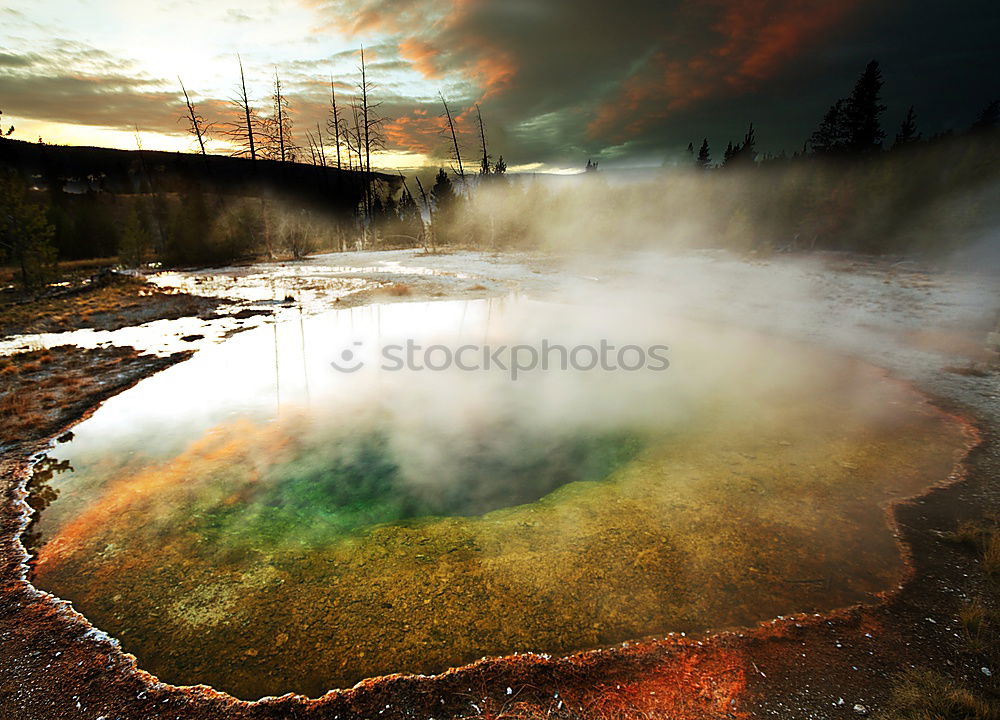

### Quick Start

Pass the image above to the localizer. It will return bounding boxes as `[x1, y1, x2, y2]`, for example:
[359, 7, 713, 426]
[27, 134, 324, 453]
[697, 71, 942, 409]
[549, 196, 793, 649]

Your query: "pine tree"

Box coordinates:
[809, 61, 886, 156]
[430, 168, 457, 245]
[696, 138, 711, 170]
[971, 100, 999, 133]
[431, 168, 455, 210]
[118, 206, 149, 268]
[722, 123, 756, 168]
[844, 60, 886, 153]
[741, 123, 756, 161]
[0, 170, 56, 290]
[809, 99, 849, 155]
[893, 106, 920, 147]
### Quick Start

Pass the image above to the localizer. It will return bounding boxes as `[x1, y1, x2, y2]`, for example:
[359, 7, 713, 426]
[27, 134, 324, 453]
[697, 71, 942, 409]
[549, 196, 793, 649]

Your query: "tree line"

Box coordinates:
[2, 57, 999, 293]
[686, 60, 998, 170]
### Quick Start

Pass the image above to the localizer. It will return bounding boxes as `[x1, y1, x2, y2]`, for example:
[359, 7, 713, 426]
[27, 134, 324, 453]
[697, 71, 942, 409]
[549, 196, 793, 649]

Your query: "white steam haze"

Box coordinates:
[32, 237, 994, 538]
[24, 166, 999, 698]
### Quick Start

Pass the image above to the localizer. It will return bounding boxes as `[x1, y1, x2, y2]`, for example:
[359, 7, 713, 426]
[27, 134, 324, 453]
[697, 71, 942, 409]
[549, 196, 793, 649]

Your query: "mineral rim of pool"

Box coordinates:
[27, 298, 973, 700]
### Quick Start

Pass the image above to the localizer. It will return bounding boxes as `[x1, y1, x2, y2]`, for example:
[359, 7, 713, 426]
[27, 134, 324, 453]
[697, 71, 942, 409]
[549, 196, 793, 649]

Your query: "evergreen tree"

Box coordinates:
[430, 168, 455, 211]
[809, 99, 850, 155]
[722, 123, 756, 168]
[0, 170, 56, 290]
[493, 155, 507, 175]
[696, 138, 711, 170]
[430, 169, 458, 245]
[971, 100, 999, 133]
[844, 60, 886, 153]
[809, 61, 886, 156]
[741, 123, 756, 161]
[893, 106, 920, 147]
[118, 206, 149, 268]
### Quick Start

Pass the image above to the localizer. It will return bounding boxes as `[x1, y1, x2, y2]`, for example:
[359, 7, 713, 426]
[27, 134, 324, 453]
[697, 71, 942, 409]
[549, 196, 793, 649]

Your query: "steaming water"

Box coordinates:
[27, 296, 970, 700]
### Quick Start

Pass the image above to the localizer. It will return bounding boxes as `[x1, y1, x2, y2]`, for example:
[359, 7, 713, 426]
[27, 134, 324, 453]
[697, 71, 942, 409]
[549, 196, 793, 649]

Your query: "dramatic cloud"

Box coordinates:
[302, 0, 1000, 168]
[1, 0, 997, 169]
[0, 44, 189, 136]
[587, 0, 863, 141]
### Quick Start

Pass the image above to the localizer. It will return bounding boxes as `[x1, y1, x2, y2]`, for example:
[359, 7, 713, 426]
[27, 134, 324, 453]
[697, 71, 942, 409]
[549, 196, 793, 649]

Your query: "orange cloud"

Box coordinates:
[384, 111, 449, 155]
[588, 0, 861, 141]
[470, 52, 515, 98]
[399, 38, 441, 78]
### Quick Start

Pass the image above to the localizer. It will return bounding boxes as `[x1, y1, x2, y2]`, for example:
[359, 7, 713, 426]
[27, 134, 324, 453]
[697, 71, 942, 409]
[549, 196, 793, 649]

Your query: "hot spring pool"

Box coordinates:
[26, 297, 971, 699]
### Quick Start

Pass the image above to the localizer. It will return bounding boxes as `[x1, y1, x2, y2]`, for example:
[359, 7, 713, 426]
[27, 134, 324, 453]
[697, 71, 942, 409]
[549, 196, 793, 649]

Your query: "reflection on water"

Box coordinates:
[29, 297, 971, 700]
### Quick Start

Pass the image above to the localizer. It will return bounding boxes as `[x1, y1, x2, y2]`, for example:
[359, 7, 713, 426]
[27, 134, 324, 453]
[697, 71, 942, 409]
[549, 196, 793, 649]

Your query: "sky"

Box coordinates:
[1, 0, 998, 173]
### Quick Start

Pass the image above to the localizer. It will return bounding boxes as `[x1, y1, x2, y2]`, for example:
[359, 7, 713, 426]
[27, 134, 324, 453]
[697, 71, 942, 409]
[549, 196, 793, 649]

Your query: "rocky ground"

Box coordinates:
[0, 248, 997, 720]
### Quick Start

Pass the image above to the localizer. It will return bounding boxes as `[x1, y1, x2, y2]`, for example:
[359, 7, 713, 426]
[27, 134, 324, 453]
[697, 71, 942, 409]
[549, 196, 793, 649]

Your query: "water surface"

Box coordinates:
[29, 297, 970, 699]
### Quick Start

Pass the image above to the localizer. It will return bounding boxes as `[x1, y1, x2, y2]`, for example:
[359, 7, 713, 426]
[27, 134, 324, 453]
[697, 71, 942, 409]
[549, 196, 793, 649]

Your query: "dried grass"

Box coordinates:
[875, 670, 997, 720]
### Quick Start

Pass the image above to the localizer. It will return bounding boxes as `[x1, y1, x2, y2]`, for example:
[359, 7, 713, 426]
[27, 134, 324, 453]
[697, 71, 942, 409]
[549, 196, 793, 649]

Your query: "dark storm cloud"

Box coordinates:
[306, 0, 1000, 168]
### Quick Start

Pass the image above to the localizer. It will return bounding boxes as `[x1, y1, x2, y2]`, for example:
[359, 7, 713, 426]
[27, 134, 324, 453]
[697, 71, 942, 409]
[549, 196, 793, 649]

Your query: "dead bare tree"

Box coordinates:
[179, 77, 212, 156]
[305, 128, 319, 165]
[414, 175, 435, 252]
[224, 54, 258, 161]
[440, 93, 465, 182]
[348, 100, 364, 174]
[357, 47, 387, 221]
[315, 123, 327, 167]
[327, 77, 343, 170]
[475, 104, 490, 176]
[263, 70, 297, 163]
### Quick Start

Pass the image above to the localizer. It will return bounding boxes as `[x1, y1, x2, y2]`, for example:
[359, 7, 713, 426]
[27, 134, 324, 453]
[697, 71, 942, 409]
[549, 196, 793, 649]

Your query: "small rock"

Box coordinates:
[982, 667, 992, 677]
[853, 704, 868, 715]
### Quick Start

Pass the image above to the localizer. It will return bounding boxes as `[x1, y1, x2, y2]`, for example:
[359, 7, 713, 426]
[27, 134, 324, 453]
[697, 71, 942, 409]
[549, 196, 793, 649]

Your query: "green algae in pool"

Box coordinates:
[28, 299, 972, 700]
[185, 422, 642, 553]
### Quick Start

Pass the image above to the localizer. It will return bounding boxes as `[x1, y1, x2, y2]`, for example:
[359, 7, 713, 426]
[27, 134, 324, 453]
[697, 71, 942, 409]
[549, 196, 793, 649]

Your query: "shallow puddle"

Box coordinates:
[27, 297, 971, 699]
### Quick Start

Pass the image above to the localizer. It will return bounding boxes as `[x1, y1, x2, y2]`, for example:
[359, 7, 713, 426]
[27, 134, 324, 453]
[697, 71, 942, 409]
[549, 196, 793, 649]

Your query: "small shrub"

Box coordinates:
[984, 532, 1000, 575]
[876, 669, 997, 720]
[958, 600, 995, 653]
[945, 520, 989, 548]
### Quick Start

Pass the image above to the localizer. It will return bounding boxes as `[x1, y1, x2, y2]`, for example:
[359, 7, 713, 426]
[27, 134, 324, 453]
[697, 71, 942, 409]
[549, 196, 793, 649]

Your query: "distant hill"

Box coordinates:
[0, 139, 399, 212]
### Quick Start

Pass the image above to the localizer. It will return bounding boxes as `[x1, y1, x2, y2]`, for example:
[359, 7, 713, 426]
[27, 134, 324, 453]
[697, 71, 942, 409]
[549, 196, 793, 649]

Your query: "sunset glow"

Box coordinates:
[4, 1, 995, 172]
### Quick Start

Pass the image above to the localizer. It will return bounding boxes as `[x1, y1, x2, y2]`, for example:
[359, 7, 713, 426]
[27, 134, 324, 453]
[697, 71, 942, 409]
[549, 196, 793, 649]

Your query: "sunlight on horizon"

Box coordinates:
[0, 1, 470, 169]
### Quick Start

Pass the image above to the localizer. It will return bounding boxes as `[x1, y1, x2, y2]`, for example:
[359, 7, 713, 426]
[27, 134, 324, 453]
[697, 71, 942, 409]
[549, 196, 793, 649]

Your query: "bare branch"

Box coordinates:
[179, 77, 212, 156]
[440, 93, 465, 180]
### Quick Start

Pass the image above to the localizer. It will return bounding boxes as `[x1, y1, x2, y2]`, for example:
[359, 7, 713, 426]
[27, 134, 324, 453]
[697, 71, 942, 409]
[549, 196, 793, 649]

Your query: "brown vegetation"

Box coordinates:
[0, 345, 190, 450]
[874, 670, 998, 720]
[0, 273, 228, 338]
